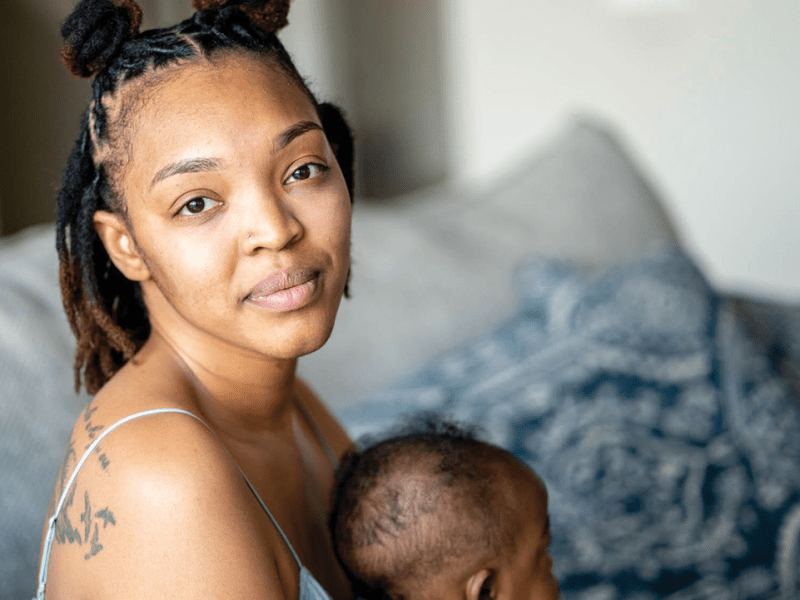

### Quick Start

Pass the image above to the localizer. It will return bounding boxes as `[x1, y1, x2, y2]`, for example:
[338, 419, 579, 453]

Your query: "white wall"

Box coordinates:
[283, 0, 450, 197]
[446, 0, 800, 300]
[280, 0, 350, 107]
[25, 0, 797, 299]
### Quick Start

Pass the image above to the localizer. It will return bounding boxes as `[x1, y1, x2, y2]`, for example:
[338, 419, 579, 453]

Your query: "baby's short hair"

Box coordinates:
[330, 418, 537, 599]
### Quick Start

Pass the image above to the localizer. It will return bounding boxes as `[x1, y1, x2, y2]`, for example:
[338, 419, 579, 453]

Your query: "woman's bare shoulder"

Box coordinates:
[45, 394, 293, 599]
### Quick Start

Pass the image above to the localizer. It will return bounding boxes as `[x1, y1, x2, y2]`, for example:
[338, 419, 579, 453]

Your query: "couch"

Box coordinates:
[2, 119, 798, 599]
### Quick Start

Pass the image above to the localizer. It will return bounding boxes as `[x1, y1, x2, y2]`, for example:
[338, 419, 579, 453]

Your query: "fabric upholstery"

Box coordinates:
[340, 251, 800, 599]
[0, 225, 86, 599]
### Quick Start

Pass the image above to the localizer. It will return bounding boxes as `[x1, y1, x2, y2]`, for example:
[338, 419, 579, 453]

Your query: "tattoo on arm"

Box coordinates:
[48, 439, 76, 518]
[55, 488, 117, 560]
[54, 484, 83, 546]
[81, 492, 116, 560]
[49, 402, 118, 559]
[84, 401, 110, 470]
[51, 439, 86, 546]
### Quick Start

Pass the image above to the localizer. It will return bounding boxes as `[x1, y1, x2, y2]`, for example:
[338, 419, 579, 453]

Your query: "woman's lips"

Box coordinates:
[246, 269, 319, 312]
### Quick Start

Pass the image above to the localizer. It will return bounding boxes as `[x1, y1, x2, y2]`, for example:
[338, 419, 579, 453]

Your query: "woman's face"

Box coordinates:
[107, 53, 352, 362]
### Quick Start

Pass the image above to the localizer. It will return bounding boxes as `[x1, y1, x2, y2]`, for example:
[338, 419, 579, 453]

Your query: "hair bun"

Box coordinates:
[61, 0, 143, 78]
[192, 0, 290, 33]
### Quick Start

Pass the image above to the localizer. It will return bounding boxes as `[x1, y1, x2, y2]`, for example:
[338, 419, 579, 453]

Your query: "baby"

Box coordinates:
[330, 421, 559, 600]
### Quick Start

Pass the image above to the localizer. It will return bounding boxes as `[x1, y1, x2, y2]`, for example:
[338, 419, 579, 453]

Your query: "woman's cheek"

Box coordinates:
[302, 195, 350, 255]
[151, 228, 231, 294]
[331, 198, 353, 256]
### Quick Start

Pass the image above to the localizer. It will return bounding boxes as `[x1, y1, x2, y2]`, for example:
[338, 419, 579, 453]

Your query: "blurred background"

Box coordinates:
[1, 0, 798, 300]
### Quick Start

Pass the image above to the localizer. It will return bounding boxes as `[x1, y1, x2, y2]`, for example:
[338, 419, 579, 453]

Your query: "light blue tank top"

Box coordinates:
[35, 408, 334, 600]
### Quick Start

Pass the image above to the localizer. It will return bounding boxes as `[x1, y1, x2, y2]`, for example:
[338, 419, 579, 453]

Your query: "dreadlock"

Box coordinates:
[56, 0, 355, 394]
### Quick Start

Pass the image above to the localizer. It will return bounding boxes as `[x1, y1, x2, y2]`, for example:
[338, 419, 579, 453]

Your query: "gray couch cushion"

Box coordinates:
[300, 119, 680, 408]
[0, 225, 86, 599]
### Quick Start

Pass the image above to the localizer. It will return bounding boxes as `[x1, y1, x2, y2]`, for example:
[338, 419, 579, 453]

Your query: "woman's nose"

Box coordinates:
[240, 194, 304, 254]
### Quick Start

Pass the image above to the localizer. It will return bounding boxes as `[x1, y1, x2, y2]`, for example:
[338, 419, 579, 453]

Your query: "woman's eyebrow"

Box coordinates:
[274, 120, 323, 152]
[150, 157, 224, 188]
[149, 122, 321, 188]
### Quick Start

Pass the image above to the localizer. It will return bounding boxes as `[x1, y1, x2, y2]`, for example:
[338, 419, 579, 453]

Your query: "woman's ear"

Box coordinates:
[466, 568, 496, 600]
[93, 210, 151, 282]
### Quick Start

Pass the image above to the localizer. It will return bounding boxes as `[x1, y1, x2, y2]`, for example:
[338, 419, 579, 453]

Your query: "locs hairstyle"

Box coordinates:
[57, 0, 354, 395]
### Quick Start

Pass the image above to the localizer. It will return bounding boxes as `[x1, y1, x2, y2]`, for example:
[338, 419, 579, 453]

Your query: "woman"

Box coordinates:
[36, 1, 356, 598]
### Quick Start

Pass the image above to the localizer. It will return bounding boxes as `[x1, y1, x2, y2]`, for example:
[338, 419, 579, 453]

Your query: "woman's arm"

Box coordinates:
[42, 413, 297, 600]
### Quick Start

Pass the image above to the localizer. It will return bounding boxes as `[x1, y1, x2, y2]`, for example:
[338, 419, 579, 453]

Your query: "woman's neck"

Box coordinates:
[143, 322, 300, 435]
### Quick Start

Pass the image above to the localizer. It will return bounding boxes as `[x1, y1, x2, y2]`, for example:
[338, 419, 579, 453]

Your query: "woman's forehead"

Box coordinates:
[136, 53, 316, 129]
[120, 53, 320, 187]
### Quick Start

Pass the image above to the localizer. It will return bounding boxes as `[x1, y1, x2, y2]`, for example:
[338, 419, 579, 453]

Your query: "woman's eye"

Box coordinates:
[286, 163, 328, 183]
[178, 197, 218, 216]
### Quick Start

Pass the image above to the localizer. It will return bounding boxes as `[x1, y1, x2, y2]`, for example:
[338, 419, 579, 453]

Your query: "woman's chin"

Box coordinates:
[260, 318, 338, 361]
[293, 328, 337, 359]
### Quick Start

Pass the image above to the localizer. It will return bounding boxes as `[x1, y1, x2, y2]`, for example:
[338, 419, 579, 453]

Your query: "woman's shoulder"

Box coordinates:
[68, 394, 224, 479]
[59, 370, 214, 481]
[44, 389, 294, 598]
[59, 363, 257, 527]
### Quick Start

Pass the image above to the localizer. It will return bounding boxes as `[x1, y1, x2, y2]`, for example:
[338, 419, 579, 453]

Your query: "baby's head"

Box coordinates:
[330, 421, 559, 600]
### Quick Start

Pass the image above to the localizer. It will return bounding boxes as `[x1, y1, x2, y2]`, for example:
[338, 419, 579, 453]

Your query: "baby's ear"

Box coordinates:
[93, 210, 151, 282]
[466, 568, 496, 600]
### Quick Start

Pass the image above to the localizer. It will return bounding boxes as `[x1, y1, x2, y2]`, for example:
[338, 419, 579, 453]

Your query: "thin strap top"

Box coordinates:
[35, 407, 334, 600]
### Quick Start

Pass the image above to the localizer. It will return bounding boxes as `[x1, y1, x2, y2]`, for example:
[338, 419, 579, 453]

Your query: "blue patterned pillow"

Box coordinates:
[339, 251, 800, 600]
